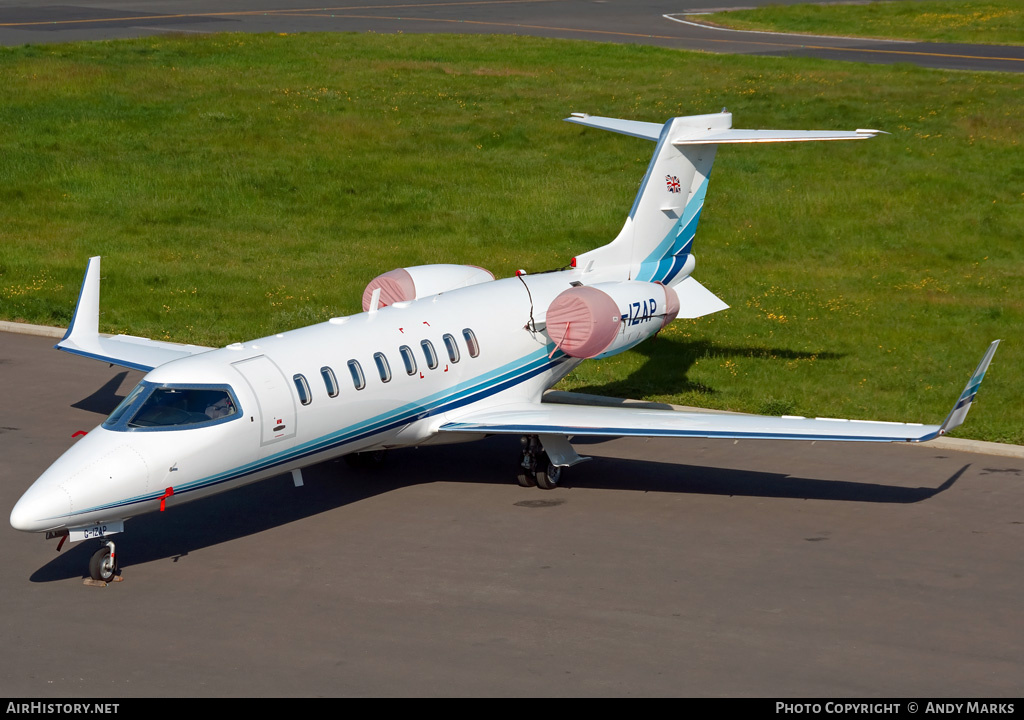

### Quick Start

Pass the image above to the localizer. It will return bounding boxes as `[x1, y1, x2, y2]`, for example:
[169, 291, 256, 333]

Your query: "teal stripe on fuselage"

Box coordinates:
[77, 344, 568, 515]
[182, 346, 561, 489]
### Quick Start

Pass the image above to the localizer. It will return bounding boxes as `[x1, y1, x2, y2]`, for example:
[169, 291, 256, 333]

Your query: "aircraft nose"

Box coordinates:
[10, 483, 71, 533]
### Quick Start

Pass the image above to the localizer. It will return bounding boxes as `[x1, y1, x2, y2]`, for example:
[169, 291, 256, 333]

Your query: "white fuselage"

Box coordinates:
[10, 269, 601, 534]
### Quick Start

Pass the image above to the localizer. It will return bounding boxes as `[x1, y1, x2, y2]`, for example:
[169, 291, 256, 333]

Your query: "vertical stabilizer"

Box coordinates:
[568, 112, 729, 286]
[565, 112, 882, 286]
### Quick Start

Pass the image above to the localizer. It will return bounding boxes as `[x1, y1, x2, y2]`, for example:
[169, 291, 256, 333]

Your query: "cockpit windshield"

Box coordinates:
[105, 383, 148, 426]
[103, 382, 240, 431]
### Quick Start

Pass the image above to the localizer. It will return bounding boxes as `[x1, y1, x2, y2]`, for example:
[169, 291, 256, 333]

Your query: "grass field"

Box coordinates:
[0, 33, 1021, 443]
[701, 0, 1024, 45]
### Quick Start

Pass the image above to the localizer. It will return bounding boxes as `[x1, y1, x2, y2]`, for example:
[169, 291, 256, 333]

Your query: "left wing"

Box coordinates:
[440, 341, 999, 446]
[56, 257, 213, 372]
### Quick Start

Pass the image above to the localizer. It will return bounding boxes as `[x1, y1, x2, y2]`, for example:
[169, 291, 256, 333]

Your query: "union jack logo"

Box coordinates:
[666, 175, 681, 193]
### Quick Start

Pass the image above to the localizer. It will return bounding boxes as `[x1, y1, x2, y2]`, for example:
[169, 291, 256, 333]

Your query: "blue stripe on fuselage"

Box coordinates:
[73, 346, 570, 516]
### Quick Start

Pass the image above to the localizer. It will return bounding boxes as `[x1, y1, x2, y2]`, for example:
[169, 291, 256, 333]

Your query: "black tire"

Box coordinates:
[88, 546, 117, 582]
[535, 456, 562, 490]
[517, 466, 537, 488]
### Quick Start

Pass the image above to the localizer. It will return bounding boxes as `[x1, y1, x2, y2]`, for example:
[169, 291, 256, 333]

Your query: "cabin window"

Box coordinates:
[462, 328, 480, 358]
[421, 340, 438, 370]
[293, 374, 312, 405]
[374, 352, 392, 383]
[443, 333, 460, 364]
[399, 345, 417, 375]
[348, 360, 365, 391]
[321, 366, 339, 398]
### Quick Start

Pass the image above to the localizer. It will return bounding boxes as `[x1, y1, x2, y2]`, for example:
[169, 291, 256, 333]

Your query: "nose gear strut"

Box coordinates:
[88, 540, 118, 583]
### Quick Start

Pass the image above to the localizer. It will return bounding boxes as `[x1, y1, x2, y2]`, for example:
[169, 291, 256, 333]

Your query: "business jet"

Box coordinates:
[10, 111, 998, 583]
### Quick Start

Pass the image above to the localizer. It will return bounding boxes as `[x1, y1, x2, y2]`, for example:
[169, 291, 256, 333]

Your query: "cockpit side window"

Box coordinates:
[103, 383, 241, 431]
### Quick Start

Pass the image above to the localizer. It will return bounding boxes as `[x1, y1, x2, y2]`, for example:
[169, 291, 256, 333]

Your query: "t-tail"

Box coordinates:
[566, 111, 884, 289]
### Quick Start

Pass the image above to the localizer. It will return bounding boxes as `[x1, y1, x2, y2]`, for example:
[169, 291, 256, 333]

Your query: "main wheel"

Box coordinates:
[88, 545, 117, 582]
[535, 456, 562, 490]
[517, 464, 537, 488]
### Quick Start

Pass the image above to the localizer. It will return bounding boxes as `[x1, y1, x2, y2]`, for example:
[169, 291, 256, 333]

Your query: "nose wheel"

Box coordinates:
[518, 435, 562, 490]
[88, 540, 118, 583]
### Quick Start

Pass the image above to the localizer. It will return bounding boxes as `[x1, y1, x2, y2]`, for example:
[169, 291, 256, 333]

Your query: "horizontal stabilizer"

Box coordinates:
[565, 113, 885, 145]
[673, 276, 728, 318]
[673, 128, 885, 145]
[565, 113, 663, 141]
[57, 257, 212, 372]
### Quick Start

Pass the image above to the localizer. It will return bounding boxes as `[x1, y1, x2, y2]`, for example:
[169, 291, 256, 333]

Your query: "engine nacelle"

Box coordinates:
[362, 264, 495, 311]
[545, 281, 679, 359]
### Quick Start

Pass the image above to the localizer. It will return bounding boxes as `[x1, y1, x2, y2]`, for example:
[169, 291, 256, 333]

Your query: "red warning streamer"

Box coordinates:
[159, 487, 174, 512]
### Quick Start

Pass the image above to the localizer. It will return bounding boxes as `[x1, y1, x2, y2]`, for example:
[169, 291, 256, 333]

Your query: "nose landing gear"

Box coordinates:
[88, 540, 118, 584]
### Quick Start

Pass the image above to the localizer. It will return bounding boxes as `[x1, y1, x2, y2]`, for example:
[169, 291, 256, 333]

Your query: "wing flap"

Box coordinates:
[440, 402, 943, 443]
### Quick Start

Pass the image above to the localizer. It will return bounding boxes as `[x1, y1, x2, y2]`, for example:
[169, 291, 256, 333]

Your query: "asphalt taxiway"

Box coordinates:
[1, 0, 1022, 73]
[2, 331, 1021, 696]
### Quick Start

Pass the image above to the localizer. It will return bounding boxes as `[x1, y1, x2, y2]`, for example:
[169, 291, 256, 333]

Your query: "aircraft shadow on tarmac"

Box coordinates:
[29, 433, 969, 582]
[71, 371, 130, 414]
[567, 340, 844, 398]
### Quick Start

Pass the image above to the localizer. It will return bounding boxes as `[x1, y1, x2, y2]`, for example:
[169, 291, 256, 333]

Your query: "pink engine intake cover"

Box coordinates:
[362, 268, 416, 311]
[545, 286, 622, 358]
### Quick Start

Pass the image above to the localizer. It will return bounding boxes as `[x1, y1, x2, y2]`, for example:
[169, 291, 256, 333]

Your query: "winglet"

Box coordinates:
[55, 256, 213, 372]
[59, 256, 101, 346]
[938, 340, 1000, 435]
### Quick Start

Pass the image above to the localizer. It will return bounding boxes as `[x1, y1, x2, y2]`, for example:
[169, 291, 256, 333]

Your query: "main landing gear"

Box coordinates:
[518, 435, 563, 490]
[88, 540, 118, 583]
